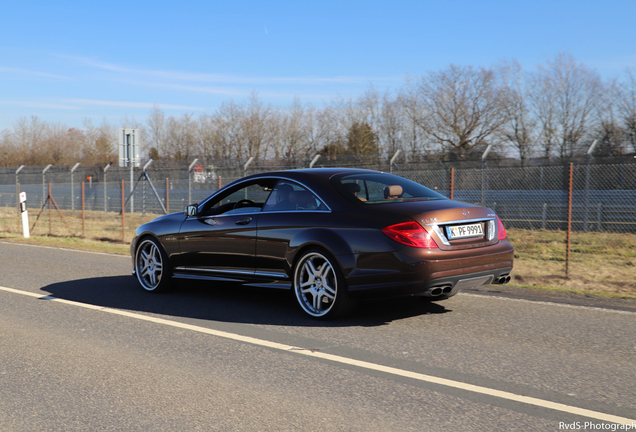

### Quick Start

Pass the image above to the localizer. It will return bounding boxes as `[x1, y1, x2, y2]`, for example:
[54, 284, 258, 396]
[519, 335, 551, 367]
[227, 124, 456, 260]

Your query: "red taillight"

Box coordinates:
[497, 216, 507, 240]
[382, 221, 438, 248]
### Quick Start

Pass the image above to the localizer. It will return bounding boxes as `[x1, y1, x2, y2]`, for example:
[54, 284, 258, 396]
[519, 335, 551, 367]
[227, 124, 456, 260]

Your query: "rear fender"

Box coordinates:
[287, 228, 354, 273]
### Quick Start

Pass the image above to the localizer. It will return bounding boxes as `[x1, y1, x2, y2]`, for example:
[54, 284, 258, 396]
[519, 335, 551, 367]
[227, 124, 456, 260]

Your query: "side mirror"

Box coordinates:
[185, 204, 198, 217]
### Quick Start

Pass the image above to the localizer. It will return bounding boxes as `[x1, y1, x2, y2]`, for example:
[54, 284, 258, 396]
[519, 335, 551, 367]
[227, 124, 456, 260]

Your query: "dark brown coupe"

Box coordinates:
[131, 168, 514, 319]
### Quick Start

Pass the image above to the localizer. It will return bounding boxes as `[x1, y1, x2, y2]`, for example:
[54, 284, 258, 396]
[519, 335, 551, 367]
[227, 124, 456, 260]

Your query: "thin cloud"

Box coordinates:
[56, 53, 400, 86]
[63, 98, 206, 111]
[0, 67, 68, 80]
[0, 100, 80, 110]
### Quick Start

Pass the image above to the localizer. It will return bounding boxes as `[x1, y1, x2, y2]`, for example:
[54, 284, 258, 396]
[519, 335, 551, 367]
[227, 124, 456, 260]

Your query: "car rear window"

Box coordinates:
[332, 172, 446, 204]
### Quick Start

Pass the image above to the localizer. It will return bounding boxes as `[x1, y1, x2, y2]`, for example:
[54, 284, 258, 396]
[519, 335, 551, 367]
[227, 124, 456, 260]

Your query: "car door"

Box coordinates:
[256, 180, 331, 278]
[177, 179, 275, 275]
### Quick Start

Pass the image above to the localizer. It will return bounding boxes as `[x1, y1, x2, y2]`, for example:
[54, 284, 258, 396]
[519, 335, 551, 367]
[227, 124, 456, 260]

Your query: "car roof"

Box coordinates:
[243, 167, 385, 181]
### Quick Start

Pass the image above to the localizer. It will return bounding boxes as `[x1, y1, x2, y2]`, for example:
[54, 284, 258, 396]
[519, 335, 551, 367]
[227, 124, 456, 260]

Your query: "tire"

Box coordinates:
[135, 237, 173, 293]
[293, 248, 356, 319]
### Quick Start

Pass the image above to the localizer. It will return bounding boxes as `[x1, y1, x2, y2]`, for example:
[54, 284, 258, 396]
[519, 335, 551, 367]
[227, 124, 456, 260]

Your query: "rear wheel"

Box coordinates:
[293, 249, 355, 319]
[135, 237, 173, 292]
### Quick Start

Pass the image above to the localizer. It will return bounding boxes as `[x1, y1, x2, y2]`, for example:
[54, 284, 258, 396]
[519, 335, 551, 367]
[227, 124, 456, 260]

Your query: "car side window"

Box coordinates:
[203, 180, 276, 216]
[263, 180, 326, 212]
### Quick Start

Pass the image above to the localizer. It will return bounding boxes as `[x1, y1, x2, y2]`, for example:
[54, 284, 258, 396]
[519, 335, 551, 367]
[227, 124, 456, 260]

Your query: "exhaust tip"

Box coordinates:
[430, 287, 443, 296]
[442, 286, 452, 294]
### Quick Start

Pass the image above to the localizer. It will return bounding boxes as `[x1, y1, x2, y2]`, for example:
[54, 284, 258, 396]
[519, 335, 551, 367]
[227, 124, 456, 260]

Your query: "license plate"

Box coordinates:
[446, 223, 484, 239]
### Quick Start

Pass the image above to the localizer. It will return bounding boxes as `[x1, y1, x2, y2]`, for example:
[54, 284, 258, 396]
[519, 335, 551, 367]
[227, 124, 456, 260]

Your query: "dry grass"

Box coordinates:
[1, 207, 635, 298]
[0, 207, 161, 255]
[507, 228, 636, 298]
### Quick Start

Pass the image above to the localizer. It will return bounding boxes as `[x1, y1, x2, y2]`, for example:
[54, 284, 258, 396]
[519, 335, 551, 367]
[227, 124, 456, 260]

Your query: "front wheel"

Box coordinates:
[135, 237, 173, 292]
[293, 249, 355, 319]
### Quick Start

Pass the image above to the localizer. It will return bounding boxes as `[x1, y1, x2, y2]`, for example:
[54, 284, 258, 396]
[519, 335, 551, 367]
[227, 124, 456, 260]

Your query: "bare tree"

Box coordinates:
[593, 78, 625, 156]
[399, 80, 427, 160]
[147, 106, 166, 160]
[165, 113, 198, 160]
[497, 60, 537, 164]
[530, 52, 600, 159]
[274, 98, 310, 163]
[619, 69, 636, 153]
[239, 92, 273, 160]
[378, 91, 404, 157]
[411, 65, 506, 160]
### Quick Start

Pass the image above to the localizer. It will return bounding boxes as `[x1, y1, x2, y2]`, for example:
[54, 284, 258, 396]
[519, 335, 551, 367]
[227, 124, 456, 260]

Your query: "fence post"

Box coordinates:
[49, 182, 52, 235]
[390, 150, 401, 174]
[166, 178, 170, 213]
[188, 158, 199, 205]
[450, 167, 454, 200]
[42, 164, 52, 207]
[103, 163, 111, 214]
[597, 203, 603, 231]
[583, 140, 598, 233]
[81, 181, 85, 237]
[15, 165, 24, 210]
[566, 163, 573, 279]
[121, 180, 125, 241]
[70, 163, 80, 212]
[542, 203, 548, 229]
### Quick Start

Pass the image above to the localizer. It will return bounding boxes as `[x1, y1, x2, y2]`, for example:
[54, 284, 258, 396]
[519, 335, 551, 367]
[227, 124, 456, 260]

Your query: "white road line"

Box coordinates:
[0, 241, 129, 257]
[460, 292, 636, 315]
[1, 284, 634, 425]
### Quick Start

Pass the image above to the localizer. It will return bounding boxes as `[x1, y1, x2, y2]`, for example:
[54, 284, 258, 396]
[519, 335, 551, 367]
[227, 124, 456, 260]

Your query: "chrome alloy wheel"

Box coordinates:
[135, 239, 164, 291]
[294, 251, 339, 318]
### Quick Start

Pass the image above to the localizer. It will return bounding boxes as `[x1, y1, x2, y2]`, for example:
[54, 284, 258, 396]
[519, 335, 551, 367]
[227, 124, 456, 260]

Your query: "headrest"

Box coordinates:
[384, 185, 403, 199]
[289, 190, 314, 206]
[343, 183, 361, 194]
[276, 184, 294, 197]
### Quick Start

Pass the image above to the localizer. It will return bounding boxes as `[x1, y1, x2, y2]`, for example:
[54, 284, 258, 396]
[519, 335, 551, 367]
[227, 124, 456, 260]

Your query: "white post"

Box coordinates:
[188, 158, 199, 204]
[103, 162, 112, 214]
[15, 165, 24, 210]
[19, 192, 29, 238]
[42, 164, 52, 206]
[244, 157, 255, 175]
[309, 154, 321, 169]
[390, 150, 401, 173]
[70, 162, 80, 211]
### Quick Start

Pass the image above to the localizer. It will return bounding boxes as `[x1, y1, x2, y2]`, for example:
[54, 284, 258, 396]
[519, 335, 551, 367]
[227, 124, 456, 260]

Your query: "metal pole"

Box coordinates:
[142, 160, 153, 217]
[481, 145, 492, 206]
[81, 181, 85, 237]
[390, 150, 401, 174]
[244, 157, 255, 176]
[143, 173, 146, 217]
[121, 180, 125, 241]
[566, 163, 573, 279]
[103, 162, 111, 214]
[42, 164, 52, 207]
[70, 162, 80, 212]
[450, 167, 455, 200]
[166, 178, 170, 213]
[49, 182, 52, 235]
[15, 165, 24, 210]
[309, 154, 321, 169]
[188, 158, 199, 204]
[583, 140, 598, 233]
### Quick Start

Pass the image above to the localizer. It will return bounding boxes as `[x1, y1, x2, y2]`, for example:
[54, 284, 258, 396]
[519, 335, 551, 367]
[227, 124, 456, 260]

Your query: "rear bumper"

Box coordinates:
[340, 240, 514, 299]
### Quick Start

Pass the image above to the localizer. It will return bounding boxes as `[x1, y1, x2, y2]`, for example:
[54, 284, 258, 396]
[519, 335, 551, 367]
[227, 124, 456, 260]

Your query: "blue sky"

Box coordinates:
[1, 0, 636, 131]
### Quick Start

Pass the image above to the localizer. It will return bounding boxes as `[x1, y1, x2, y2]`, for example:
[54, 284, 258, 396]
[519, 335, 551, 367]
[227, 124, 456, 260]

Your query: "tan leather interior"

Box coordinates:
[384, 185, 403, 199]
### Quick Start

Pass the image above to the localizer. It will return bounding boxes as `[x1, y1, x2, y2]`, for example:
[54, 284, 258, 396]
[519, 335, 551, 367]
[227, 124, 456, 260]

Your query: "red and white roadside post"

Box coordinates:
[19, 192, 29, 238]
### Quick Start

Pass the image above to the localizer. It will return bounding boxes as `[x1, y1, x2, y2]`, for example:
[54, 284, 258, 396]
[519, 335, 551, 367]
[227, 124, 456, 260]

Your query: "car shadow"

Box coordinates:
[41, 275, 452, 327]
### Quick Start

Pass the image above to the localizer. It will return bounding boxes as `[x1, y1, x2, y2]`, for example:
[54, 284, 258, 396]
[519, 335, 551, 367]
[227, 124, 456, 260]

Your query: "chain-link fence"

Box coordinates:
[1, 156, 635, 294]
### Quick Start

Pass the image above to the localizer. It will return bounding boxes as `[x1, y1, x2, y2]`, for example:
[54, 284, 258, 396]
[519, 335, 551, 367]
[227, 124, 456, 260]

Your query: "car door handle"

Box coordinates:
[236, 217, 252, 225]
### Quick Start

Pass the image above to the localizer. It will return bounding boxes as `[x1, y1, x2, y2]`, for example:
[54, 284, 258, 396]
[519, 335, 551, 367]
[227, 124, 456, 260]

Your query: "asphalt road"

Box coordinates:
[1, 241, 635, 431]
